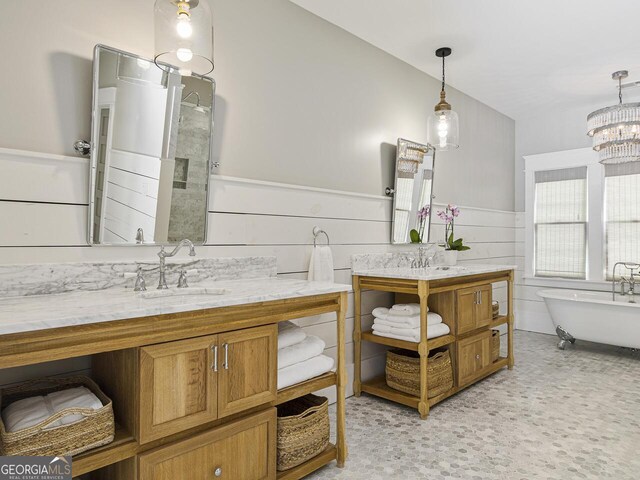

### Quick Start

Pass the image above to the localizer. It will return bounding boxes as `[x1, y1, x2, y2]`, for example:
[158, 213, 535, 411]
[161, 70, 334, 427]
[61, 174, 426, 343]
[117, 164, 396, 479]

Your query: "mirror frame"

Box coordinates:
[87, 44, 216, 246]
[390, 138, 436, 245]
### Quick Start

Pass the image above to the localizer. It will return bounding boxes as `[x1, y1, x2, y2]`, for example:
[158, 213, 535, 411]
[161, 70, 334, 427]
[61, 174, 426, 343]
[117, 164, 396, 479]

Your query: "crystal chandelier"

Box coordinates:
[587, 71, 640, 164]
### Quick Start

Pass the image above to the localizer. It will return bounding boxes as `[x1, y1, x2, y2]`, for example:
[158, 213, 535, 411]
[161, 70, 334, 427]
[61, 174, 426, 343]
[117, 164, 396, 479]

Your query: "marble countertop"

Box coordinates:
[352, 264, 516, 281]
[0, 278, 351, 336]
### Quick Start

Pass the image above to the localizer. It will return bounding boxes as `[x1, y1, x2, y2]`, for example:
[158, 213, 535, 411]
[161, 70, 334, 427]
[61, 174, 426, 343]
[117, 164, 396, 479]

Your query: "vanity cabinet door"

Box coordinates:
[139, 408, 276, 480]
[457, 330, 492, 387]
[456, 284, 493, 335]
[474, 284, 493, 328]
[217, 325, 277, 418]
[139, 335, 218, 443]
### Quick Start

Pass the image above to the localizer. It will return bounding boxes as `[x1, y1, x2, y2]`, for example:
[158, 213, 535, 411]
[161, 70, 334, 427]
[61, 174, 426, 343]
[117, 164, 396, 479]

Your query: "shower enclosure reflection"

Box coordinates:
[89, 45, 215, 245]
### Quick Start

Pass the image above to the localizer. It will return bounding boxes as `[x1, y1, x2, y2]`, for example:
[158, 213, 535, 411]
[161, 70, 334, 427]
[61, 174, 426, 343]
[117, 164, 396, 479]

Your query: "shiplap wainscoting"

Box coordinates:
[0, 148, 520, 396]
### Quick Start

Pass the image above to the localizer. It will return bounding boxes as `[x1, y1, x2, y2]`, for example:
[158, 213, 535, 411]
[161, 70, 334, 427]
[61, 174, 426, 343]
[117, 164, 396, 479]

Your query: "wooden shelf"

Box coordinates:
[276, 444, 337, 480]
[361, 331, 455, 352]
[490, 316, 509, 329]
[361, 376, 419, 409]
[276, 372, 336, 406]
[72, 424, 137, 477]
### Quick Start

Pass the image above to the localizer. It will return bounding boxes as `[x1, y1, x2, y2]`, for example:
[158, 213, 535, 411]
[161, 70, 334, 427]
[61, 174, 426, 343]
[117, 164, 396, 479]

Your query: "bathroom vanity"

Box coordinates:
[352, 256, 515, 419]
[0, 263, 349, 480]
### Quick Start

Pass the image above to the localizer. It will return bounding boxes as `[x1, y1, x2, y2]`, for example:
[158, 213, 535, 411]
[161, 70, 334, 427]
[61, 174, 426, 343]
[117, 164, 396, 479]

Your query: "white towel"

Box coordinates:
[372, 306, 418, 318]
[278, 335, 326, 369]
[308, 246, 334, 282]
[2, 386, 103, 433]
[371, 309, 443, 328]
[391, 303, 422, 315]
[278, 321, 307, 350]
[371, 322, 450, 343]
[277, 354, 335, 390]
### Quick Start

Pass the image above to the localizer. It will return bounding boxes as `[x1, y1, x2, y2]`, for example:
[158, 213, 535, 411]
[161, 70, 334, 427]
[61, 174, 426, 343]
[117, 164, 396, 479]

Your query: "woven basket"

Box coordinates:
[277, 394, 329, 471]
[386, 348, 453, 398]
[0, 375, 115, 457]
[491, 330, 500, 362]
[492, 301, 500, 319]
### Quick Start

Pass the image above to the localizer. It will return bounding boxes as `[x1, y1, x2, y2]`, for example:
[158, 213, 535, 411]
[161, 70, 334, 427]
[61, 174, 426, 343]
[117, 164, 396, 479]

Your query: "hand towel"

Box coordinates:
[372, 306, 418, 318]
[277, 354, 335, 390]
[371, 322, 450, 343]
[308, 246, 334, 282]
[278, 335, 326, 369]
[2, 386, 103, 433]
[278, 321, 307, 350]
[390, 303, 422, 315]
[371, 309, 443, 328]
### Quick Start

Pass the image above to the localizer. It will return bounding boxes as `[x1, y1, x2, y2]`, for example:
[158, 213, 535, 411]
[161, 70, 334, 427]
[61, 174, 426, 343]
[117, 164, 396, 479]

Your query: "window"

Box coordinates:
[604, 162, 640, 278]
[534, 167, 588, 279]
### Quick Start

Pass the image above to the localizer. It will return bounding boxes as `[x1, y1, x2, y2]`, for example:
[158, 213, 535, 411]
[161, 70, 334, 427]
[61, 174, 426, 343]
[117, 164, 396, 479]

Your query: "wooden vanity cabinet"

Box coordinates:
[138, 324, 277, 443]
[138, 408, 276, 480]
[457, 330, 492, 386]
[139, 335, 219, 443]
[456, 284, 493, 335]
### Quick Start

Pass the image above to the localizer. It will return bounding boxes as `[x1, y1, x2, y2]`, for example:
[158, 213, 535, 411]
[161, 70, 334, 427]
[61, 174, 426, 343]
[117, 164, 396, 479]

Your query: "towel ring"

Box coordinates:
[313, 226, 330, 247]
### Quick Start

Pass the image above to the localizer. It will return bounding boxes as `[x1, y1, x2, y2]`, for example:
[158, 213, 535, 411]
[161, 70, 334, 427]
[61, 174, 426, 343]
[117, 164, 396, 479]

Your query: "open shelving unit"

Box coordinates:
[353, 269, 515, 420]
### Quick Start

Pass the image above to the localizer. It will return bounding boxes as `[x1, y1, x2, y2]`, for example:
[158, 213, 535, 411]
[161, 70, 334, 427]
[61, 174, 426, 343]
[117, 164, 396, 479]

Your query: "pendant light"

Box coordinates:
[427, 47, 459, 151]
[154, 0, 214, 77]
[587, 70, 640, 164]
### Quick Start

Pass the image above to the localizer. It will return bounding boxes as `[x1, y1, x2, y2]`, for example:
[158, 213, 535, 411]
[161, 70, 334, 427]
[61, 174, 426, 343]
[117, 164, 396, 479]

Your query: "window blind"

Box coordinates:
[604, 162, 640, 278]
[534, 167, 588, 279]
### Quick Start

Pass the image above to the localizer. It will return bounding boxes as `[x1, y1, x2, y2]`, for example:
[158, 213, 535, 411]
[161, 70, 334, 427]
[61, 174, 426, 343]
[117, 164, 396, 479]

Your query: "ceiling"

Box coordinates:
[289, 0, 640, 121]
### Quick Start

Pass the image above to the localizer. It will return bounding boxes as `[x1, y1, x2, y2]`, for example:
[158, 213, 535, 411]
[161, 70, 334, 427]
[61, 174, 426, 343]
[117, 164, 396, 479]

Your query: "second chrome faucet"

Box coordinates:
[157, 239, 196, 290]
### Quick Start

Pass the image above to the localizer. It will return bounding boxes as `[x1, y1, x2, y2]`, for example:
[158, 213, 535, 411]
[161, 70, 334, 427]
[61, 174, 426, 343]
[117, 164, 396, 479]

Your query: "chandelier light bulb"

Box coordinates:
[176, 17, 193, 38]
[176, 48, 193, 62]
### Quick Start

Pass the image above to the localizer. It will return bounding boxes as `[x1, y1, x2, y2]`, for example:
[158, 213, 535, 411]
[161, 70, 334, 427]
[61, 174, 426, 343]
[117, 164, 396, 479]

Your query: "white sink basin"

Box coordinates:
[138, 287, 228, 299]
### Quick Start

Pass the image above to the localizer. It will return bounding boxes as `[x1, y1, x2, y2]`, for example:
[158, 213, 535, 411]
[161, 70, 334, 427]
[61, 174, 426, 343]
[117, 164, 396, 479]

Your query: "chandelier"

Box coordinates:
[587, 70, 640, 164]
[427, 47, 459, 151]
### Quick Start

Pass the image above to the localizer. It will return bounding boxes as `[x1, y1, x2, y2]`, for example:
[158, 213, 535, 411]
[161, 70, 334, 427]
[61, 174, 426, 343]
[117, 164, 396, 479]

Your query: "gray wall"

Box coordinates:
[0, 0, 515, 211]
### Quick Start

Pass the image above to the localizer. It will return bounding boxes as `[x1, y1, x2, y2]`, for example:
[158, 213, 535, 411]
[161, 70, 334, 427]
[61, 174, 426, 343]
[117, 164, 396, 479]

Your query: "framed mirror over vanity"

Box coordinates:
[88, 45, 215, 246]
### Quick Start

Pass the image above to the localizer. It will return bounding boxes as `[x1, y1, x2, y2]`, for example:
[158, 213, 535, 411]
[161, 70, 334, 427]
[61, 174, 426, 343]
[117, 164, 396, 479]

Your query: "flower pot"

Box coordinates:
[441, 250, 458, 266]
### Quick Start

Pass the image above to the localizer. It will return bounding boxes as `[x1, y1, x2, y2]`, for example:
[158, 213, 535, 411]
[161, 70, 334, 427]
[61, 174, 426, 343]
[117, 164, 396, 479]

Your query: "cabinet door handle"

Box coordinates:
[214, 466, 222, 477]
[211, 345, 218, 372]
[477, 290, 482, 305]
[223, 343, 229, 370]
[475, 354, 481, 360]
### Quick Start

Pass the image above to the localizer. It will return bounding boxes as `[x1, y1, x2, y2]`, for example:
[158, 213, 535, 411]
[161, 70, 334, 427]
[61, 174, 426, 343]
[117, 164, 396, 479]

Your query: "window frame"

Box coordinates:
[524, 148, 605, 284]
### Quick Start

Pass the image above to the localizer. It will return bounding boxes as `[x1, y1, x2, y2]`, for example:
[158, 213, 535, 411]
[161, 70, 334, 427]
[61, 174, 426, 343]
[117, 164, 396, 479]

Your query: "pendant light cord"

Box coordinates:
[619, 77, 623, 104]
[441, 55, 446, 92]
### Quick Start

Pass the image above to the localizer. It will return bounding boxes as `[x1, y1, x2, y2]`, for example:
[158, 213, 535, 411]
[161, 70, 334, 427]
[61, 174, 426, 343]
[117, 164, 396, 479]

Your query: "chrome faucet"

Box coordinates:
[612, 262, 640, 303]
[157, 240, 196, 289]
[411, 245, 437, 269]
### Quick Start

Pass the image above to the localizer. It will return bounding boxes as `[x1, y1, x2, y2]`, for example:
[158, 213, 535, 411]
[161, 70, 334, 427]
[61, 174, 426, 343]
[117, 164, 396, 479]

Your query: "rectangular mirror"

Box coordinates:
[88, 45, 215, 245]
[391, 138, 436, 244]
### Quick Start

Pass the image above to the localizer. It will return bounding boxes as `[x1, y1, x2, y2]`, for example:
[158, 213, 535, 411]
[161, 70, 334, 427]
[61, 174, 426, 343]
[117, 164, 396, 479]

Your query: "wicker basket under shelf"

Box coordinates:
[0, 375, 115, 457]
[385, 348, 453, 398]
[276, 394, 330, 472]
[491, 330, 501, 362]
[492, 301, 500, 319]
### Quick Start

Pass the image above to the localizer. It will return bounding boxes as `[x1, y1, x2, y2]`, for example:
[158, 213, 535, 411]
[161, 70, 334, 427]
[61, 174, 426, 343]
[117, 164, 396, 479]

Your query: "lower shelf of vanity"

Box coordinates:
[361, 357, 509, 409]
[277, 444, 337, 480]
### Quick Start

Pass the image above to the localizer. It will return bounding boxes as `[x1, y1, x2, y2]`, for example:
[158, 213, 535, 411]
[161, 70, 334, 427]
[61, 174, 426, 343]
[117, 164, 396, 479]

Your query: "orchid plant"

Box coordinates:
[437, 204, 470, 251]
[410, 205, 430, 244]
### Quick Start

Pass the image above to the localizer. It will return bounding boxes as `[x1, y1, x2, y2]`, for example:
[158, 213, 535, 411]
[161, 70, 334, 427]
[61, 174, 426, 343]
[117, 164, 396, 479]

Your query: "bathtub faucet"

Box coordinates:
[620, 274, 638, 303]
[612, 262, 640, 302]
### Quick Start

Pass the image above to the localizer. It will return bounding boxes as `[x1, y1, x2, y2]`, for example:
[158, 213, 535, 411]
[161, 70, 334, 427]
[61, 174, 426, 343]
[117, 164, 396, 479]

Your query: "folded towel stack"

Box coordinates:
[1, 386, 103, 433]
[371, 303, 450, 343]
[277, 322, 334, 390]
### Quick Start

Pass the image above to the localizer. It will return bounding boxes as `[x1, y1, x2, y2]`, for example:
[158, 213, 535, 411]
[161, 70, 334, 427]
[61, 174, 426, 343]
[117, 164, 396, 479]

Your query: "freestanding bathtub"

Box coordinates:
[538, 289, 640, 349]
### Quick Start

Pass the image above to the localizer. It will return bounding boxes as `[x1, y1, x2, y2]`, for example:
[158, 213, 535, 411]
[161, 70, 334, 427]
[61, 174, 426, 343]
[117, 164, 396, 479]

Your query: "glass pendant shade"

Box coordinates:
[154, 0, 214, 76]
[427, 108, 459, 151]
[587, 71, 640, 164]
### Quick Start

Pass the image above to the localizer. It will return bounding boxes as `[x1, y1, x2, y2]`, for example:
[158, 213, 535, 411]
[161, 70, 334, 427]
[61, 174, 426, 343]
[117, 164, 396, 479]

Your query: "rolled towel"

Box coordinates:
[2, 386, 103, 433]
[277, 354, 335, 390]
[308, 246, 334, 282]
[371, 310, 443, 328]
[278, 321, 307, 350]
[390, 303, 423, 315]
[371, 322, 450, 343]
[278, 335, 326, 369]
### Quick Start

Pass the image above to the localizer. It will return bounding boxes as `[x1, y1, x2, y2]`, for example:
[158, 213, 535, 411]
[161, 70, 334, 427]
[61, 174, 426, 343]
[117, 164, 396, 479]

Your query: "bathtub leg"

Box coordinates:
[555, 326, 575, 350]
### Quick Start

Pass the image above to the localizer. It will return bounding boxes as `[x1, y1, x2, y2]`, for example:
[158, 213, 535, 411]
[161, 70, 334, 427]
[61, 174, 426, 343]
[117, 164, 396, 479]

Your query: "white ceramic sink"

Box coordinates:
[137, 287, 228, 299]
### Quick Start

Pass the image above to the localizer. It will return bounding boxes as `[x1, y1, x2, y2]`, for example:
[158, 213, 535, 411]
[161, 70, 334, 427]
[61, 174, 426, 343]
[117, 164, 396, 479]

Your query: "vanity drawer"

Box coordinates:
[456, 330, 492, 387]
[139, 408, 276, 480]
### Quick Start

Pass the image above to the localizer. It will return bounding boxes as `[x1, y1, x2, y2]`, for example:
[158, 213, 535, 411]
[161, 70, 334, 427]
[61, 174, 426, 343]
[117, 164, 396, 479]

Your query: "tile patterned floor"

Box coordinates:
[308, 331, 640, 480]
